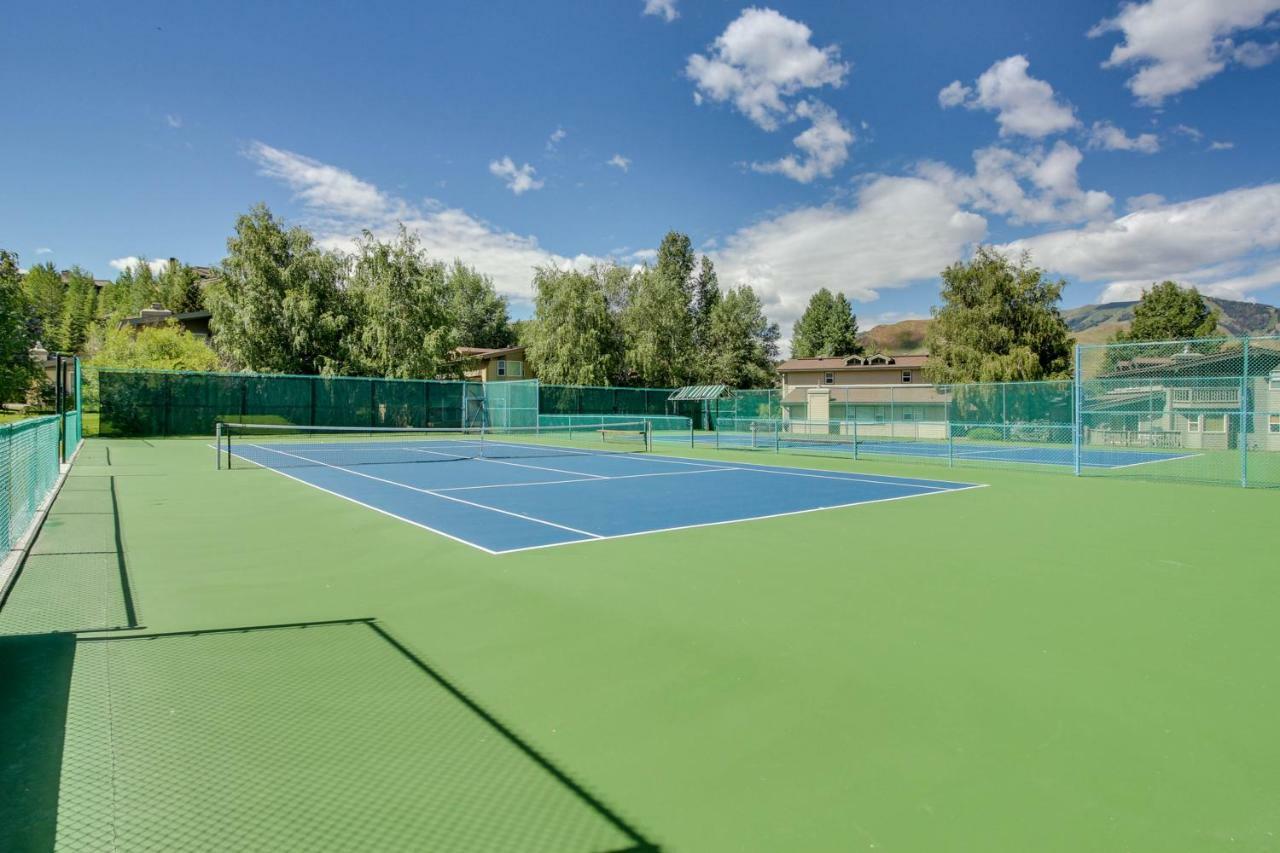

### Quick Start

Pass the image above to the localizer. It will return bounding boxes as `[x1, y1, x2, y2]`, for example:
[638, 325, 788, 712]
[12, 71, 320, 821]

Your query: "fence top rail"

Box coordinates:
[0, 414, 62, 434]
[91, 366, 478, 385]
[1078, 334, 1280, 351]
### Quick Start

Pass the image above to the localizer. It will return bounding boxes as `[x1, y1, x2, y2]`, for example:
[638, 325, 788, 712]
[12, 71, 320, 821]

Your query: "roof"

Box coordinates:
[1101, 346, 1280, 378]
[668, 384, 729, 401]
[451, 345, 525, 359]
[120, 309, 211, 327]
[776, 353, 929, 372]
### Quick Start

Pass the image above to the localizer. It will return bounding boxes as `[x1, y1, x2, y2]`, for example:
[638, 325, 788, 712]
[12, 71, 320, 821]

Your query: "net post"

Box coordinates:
[216, 422, 222, 470]
[689, 416, 694, 448]
[948, 420, 954, 467]
[645, 420, 653, 452]
[1240, 337, 1250, 488]
[1072, 344, 1082, 476]
[852, 418, 859, 461]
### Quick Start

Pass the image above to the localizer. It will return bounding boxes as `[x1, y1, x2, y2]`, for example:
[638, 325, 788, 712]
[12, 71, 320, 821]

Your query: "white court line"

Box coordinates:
[214, 446, 503, 555]
[493, 482, 991, 555]
[433, 466, 738, 492]
[242, 442, 603, 540]
[1105, 451, 1202, 470]
[405, 446, 609, 479]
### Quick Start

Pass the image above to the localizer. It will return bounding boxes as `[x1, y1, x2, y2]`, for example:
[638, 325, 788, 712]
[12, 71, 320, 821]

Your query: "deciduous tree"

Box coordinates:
[1119, 280, 1219, 342]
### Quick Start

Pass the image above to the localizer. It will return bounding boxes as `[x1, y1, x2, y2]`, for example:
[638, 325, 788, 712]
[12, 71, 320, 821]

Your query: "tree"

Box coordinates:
[924, 247, 1073, 384]
[623, 267, 694, 387]
[0, 251, 40, 402]
[88, 322, 219, 371]
[58, 267, 97, 353]
[655, 231, 696, 305]
[21, 262, 65, 349]
[156, 259, 204, 314]
[790, 289, 861, 357]
[1119, 281, 1219, 342]
[343, 228, 453, 378]
[525, 266, 622, 386]
[208, 205, 350, 374]
[446, 261, 515, 349]
[691, 256, 721, 353]
[701, 285, 779, 387]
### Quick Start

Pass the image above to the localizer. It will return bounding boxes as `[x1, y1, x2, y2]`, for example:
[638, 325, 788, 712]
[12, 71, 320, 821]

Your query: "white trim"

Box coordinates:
[433, 466, 740, 492]
[1105, 452, 1203, 470]
[241, 442, 602, 540]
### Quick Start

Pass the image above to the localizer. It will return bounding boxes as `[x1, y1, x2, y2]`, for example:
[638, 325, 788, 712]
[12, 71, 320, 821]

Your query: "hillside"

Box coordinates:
[858, 296, 1279, 353]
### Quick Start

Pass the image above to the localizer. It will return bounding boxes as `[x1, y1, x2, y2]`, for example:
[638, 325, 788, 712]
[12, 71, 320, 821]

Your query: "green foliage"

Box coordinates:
[57, 267, 98, 354]
[790, 288, 861, 358]
[0, 251, 40, 402]
[655, 231, 696, 304]
[446, 261, 515, 349]
[208, 205, 350, 374]
[925, 247, 1073, 383]
[87, 322, 219, 371]
[692, 255, 721, 354]
[342, 228, 453, 379]
[1118, 281, 1219, 342]
[701, 286, 779, 387]
[524, 265, 622, 386]
[623, 267, 694, 387]
[157, 260, 205, 314]
[21, 262, 65, 350]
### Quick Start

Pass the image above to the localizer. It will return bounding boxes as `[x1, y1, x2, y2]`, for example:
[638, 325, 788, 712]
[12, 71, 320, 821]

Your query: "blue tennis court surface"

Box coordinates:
[675, 432, 1198, 469]
[227, 438, 982, 554]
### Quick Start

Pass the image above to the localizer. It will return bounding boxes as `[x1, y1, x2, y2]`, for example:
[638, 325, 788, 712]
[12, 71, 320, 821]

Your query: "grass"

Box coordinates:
[4, 436, 1280, 851]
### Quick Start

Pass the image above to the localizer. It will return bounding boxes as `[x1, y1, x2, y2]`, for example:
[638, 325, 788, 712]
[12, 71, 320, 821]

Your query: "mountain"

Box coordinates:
[857, 297, 1280, 353]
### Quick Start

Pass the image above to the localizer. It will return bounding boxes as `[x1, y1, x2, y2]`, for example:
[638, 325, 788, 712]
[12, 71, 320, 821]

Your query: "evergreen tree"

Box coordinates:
[655, 231, 696, 305]
[57, 266, 97, 353]
[924, 247, 1073, 383]
[790, 289, 861, 357]
[21, 262, 65, 349]
[157, 259, 204, 313]
[1119, 281, 1219, 342]
[0, 251, 40, 402]
[692, 256, 721, 353]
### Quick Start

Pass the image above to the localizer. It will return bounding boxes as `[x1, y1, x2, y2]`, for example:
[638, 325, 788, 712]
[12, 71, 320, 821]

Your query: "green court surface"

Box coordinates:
[3, 437, 1279, 851]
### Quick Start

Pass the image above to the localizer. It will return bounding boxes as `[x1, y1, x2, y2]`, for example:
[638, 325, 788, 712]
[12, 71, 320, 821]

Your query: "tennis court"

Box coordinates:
[219, 422, 981, 553]
[695, 428, 1198, 469]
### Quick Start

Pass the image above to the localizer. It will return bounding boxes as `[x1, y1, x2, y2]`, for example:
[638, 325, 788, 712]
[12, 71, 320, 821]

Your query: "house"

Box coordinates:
[1085, 346, 1280, 451]
[118, 304, 212, 340]
[450, 345, 531, 383]
[775, 353, 949, 434]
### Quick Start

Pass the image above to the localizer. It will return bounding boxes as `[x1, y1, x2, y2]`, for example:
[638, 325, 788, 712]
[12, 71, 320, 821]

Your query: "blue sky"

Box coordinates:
[3, 0, 1279, 341]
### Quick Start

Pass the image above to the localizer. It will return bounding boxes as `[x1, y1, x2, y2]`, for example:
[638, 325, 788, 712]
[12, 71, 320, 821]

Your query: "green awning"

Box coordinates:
[667, 384, 729, 402]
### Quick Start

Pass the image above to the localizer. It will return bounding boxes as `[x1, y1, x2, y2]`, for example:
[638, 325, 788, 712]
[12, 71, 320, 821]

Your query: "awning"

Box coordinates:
[667, 384, 729, 402]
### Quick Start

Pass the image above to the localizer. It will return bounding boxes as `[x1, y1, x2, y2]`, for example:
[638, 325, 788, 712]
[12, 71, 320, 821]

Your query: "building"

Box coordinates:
[450, 345, 531, 383]
[775, 353, 949, 434]
[118, 304, 212, 340]
[1086, 346, 1280, 451]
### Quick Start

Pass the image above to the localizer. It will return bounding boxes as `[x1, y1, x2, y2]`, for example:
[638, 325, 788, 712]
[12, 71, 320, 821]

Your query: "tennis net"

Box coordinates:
[217, 421, 652, 469]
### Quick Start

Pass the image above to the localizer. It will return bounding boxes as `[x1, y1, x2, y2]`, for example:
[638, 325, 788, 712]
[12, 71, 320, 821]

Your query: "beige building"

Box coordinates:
[451, 346, 531, 383]
[775, 354, 950, 436]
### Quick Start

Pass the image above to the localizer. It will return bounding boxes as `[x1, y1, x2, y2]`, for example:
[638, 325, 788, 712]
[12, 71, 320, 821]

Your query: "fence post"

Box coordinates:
[1073, 344, 1082, 476]
[1240, 338, 1250, 488]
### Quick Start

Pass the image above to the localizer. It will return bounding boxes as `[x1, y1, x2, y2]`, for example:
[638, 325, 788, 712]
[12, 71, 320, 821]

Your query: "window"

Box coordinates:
[1270, 378, 1280, 392]
[496, 359, 506, 377]
[507, 361, 523, 377]
[901, 370, 912, 383]
[902, 411, 914, 421]
[824, 372, 834, 384]
[1186, 415, 1200, 433]
[1270, 415, 1280, 434]
[1203, 414, 1226, 433]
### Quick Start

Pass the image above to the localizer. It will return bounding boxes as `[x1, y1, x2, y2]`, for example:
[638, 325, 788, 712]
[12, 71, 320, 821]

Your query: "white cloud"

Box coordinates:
[918, 141, 1113, 225]
[1089, 0, 1280, 105]
[1001, 183, 1280, 301]
[546, 127, 566, 151]
[751, 99, 853, 183]
[606, 154, 632, 172]
[643, 0, 679, 23]
[686, 7, 848, 131]
[245, 142, 587, 302]
[939, 55, 1078, 138]
[1173, 123, 1204, 140]
[1126, 192, 1166, 211]
[488, 156, 545, 195]
[36, 247, 53, 255]
[713, 176, 987, 337]
[1087, 120, 1160, 153]
[109, 257, 168, 275]
[165, 114, 183, 129]
[1209, 140, 1235, 150]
